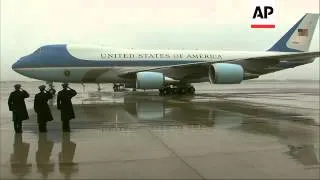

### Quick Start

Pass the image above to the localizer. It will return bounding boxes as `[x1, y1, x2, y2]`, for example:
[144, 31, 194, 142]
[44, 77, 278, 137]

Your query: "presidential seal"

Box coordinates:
[64, 70, 71, 77]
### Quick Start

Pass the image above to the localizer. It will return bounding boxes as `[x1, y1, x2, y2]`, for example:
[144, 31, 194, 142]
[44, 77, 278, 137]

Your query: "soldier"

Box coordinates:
[57, 83, 77, 132]
[8, 84, 29, 133]
[34, 85, 54, 133]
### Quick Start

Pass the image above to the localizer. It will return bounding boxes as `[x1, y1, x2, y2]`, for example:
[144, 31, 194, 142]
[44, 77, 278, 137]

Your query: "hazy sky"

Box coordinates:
[1, 0, 319, 81]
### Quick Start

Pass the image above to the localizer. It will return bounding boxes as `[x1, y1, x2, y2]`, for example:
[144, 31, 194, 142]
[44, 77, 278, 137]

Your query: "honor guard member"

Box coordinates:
[8, 84, 30, 133]
[34, 85, 54, 132]
[57, 83, 77, 132]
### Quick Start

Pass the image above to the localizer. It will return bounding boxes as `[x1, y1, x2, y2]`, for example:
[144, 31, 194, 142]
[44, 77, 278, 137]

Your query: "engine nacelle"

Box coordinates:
[209, 63, 244, 84]
[136, 72, 165, 89]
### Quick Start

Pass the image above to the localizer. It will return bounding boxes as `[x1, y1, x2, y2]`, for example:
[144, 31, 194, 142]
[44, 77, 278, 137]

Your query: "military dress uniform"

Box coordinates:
[34, 85, 53, 132]
[57, 83, 77, 132]
[8, 84, 29, 133]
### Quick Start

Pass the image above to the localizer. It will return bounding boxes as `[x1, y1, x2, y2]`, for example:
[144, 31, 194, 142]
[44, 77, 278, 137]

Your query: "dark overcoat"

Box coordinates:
[57, 89, 77, 121]
[34, 91, 53, 123]
[8, 90, 29, 121]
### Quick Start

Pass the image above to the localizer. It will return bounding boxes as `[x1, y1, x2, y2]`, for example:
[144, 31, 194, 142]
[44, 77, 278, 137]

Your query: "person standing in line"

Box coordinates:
[8, 84, 29, 133]
[57, 83, 77, 132]
[34, 85, 54, 133]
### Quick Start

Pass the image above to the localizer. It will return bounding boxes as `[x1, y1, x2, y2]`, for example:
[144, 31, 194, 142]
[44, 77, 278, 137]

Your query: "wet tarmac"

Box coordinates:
[0, 81, 319, 179]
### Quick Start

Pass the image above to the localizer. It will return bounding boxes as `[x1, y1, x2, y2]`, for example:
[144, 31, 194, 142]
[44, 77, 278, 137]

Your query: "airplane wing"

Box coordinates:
[119, 51, 320, 82]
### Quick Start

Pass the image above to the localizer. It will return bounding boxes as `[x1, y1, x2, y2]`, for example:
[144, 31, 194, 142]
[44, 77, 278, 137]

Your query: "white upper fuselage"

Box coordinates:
[67, 44, 287, 61]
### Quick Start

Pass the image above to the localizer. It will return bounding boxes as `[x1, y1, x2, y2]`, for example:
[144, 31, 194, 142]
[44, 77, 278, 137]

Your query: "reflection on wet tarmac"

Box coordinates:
[121, 95, 315, 127]
[59, 133, 78, 179]
[286, 145, 320, 166]
[90, 94, 319, 167]
[10, 134, 32, 179]
[1, 81, 319, 179]
[17, 93, 320, 169]
[36, 133, 54, 179]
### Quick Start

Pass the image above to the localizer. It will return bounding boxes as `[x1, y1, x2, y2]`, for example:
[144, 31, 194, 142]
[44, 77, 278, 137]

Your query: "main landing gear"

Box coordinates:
[97, 83, 101, 92]
[113, 83, 125, 92]
[159, 84, 195, 96]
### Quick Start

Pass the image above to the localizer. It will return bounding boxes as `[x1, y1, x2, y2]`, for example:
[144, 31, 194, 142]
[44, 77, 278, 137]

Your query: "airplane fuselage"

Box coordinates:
[13, 44, 294, 83]
[10, 13, 320, 95]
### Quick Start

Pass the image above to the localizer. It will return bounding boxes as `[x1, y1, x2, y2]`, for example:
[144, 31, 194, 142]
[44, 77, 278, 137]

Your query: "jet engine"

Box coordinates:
[136, 72, 174, 89]
[136, 72, 179, 89]
[136, 72, 164, 89]
[209, 63, 244, 84]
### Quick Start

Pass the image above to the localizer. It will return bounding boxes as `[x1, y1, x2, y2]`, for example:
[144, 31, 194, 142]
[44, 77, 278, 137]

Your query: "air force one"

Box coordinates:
[12, 13, 320, 95]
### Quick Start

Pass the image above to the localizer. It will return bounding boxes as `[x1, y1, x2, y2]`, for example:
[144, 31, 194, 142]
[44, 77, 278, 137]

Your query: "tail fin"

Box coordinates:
[268, 13, 319, 52]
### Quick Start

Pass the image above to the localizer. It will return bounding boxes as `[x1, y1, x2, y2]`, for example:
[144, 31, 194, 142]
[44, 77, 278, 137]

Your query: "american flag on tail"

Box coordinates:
[291, 28, 309, 44]
[297, 28, 308, 36]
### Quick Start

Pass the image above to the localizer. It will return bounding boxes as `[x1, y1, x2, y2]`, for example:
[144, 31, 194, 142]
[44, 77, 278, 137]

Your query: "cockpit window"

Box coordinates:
[34, 47, 42, 54]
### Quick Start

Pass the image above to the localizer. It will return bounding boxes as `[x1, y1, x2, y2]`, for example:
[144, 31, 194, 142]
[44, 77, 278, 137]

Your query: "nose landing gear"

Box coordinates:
[97, 83, 101, 92]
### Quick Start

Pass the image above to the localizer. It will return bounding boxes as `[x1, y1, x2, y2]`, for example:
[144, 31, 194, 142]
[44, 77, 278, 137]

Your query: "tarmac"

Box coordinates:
[0, 81, 319, 179]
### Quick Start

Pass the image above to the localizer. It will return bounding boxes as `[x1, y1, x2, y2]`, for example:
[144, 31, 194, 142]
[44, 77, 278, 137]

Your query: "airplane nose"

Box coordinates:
[12, 58, 23, 71]
[12, 61, 18, 70]
[12, 56, 30, 73]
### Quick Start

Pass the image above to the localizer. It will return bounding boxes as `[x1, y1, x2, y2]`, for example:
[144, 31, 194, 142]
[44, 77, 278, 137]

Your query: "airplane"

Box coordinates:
[12, 13, 320, 96]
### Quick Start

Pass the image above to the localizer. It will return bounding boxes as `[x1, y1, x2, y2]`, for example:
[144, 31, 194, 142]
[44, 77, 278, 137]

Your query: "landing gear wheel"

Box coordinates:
[159, 86, 172, 96]
[97, 83, 101, 92]
[159, 89, 164, 96]
[113, 85, 118, 92]
[163, 88, 169, 95]
[180, 88, 186, 95]
[159, 85, 195, 96]
[187, 86, 195, 95]
[113, 83, 125, 92]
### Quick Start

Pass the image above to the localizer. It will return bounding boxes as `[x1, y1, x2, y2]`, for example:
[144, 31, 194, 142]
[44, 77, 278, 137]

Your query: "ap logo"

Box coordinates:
[251, 0, 276, 28]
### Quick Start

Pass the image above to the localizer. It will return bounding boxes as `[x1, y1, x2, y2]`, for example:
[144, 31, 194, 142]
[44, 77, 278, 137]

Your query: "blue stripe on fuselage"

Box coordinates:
[13, 44, 202, 69]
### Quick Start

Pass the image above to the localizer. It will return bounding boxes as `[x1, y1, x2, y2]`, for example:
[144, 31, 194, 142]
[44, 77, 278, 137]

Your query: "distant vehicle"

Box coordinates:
[12, 13, 320, 96]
